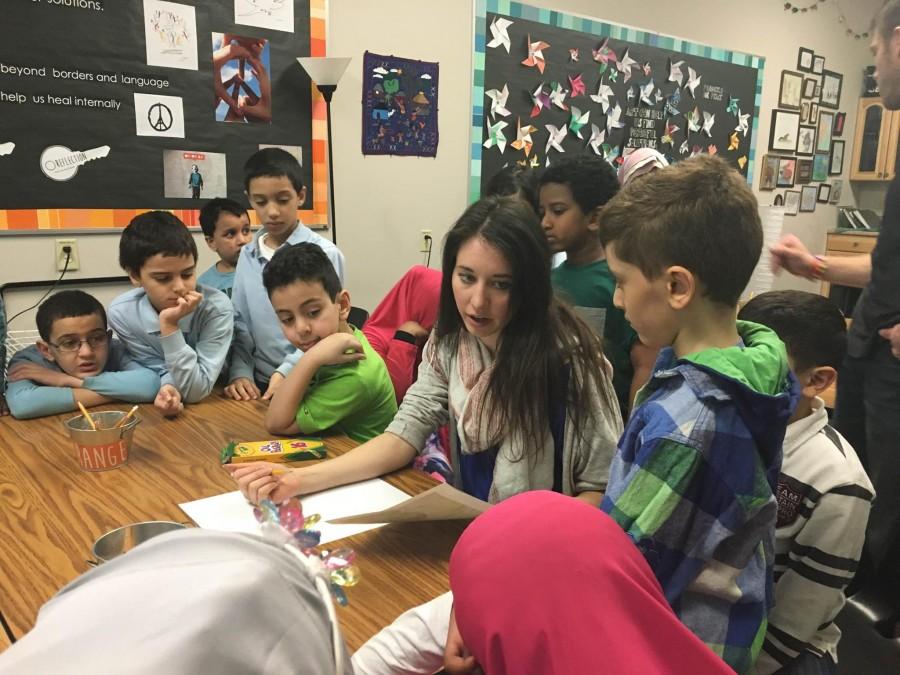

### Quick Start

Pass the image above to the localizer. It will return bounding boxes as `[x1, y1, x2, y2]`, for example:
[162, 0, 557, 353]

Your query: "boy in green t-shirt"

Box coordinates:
[539, 155, 656, 415]
[261, 243, 397, 443]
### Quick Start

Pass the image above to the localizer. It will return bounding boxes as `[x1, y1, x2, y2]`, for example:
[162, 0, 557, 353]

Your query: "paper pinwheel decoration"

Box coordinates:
[702, 111, 716, 137]
[685, 66, 702, 98]
[550, 81, 569, 110]
[617, 48, 639, 84]
[592, 38, 618, 73]
[685, 106, 702, 133]
[569, 106, 590, 139]
[568, 73, 586, 98]
[545, 123, 567, 154]
[511, 117, 538, 156]
[734, 109, 750, 136]
[666, 88, 682, 117]
[587, 123, 606, 155]
[661, 119, 680, 146]
[487, 16, 513, 53]
[668, 59, 685, 86]
[590, 79, 615, 113]
[639, 79, 655, 107]
[484, 120, 509, 153]
[485, 84, 511, 120]
[606, 103, 625, 133]
[726, 96, 740, 116]
[530, 83, 550, 117]
[522, 35, 551, 74]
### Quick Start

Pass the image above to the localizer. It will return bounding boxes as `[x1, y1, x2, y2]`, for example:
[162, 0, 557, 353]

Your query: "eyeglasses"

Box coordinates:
[48, 331, 110, 352]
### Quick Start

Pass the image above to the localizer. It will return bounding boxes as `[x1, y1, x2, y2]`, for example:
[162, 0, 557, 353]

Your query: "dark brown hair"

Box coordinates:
[436, 196, 617, 455]
[599, 154, 762, 306]
[876, 0, 900, 41]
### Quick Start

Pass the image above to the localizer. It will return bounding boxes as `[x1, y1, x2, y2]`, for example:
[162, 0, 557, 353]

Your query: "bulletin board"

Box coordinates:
[0, 0, 328, 230]
[471, 0, 765, 200]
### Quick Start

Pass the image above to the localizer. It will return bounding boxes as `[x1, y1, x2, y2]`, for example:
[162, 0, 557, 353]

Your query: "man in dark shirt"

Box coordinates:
[770, 0, 900, 635]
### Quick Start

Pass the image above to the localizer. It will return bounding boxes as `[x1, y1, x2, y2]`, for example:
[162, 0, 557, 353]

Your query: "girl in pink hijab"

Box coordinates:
[617, 148, 669, 186]
[447, 491, 733, 675]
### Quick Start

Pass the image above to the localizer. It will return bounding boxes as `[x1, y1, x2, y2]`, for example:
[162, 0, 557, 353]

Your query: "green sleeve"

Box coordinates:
[295, 368, 367, 434]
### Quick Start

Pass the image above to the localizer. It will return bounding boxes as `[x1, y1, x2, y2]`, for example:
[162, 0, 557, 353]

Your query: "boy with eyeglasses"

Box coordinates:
[5, 290, 160, 419]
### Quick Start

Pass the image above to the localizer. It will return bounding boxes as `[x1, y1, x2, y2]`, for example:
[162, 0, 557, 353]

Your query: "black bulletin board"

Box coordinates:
[0, 0, 313, 211]
[475, 6, 765, 196]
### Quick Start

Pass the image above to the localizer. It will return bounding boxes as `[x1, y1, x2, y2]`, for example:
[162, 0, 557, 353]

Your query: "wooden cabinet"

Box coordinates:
[818, 231, 877, 408]
[850, 97, 899, 181]
[819, 231, 878, 296]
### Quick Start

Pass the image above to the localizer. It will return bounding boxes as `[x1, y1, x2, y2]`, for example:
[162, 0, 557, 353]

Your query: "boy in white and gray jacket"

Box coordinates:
[740, 291, 874, 675]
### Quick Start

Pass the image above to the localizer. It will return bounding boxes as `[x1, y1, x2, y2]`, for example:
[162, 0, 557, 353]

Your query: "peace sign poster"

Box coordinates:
[0, 0, 328, 230]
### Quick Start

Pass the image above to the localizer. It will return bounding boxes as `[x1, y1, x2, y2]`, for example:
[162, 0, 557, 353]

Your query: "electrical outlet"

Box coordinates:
[420, 229, 432, 253]
[55, 239, 80, 271]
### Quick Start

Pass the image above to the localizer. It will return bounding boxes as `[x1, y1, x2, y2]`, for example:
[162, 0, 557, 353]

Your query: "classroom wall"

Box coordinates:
[1, 0, 879, 322]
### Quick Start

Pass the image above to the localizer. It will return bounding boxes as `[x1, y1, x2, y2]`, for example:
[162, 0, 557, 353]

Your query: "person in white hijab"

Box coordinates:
[0, 529, 354, 675]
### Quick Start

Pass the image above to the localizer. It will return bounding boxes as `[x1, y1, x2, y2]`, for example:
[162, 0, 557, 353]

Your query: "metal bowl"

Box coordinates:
[91, 521, 187, 564]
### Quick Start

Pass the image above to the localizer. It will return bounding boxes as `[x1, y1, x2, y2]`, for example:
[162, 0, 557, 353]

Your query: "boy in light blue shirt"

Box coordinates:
[6, 290, 160, 419]
[225, 147, 345, 403]
[197, 198, 253, 297]
[109, 211, 234, 416]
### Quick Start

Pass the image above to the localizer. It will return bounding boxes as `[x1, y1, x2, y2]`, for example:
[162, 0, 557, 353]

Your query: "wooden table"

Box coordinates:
[0, 394, 465, 652]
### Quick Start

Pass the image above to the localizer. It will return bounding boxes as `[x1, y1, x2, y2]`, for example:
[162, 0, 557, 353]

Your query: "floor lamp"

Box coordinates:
[297, 56, 351, 245]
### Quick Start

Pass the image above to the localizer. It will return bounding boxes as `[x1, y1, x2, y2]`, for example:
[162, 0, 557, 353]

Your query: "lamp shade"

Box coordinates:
[296, 56, 351, 86]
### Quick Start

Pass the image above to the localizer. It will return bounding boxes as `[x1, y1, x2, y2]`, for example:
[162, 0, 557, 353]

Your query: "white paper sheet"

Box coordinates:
[742, 205, 785, 301]
[234, 0, 294, 33]
[143, 0, 199, 71]
[179, 479, 410, 545]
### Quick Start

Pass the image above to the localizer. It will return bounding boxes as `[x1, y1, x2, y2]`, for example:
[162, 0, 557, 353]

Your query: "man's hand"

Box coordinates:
[261, 372, 285, 401]
[306, 333, 366, 367]
[154, 384, 184, 417]
[225, 377, 261, 401]
[769, 234, 816, 278]
[8, 362, 81, 388]
[158, 291, 203, 334]
[879, 324, 900, 359]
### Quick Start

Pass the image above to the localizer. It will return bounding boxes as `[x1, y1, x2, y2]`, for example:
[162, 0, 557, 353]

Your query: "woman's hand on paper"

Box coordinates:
[225, 461, 303, 504]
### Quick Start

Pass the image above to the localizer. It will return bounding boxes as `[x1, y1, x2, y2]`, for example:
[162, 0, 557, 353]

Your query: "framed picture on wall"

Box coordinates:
[760, 155, 779, 190]
[810, 102, 819, 124]
[803, 77, 817, 98]
[797, 158, 813, 183]
[817, 111, 835, 153]
[820, 70, 843, 109]
[834, 111, 846, 136]
[798, 47, 815, 72]
[831, 179, 843, 204]
[800, 185, 818, 211]
[800, 101, 810, 123]
[830, 140, 845, 175]
[813, 153, 830, 181]
[779, 70, 804, 109]
[818, 184, 832, 203]
[797, 125, 816, 156]
[770, 109, 801, 152]
[777, 156, 797, 187]
[784, 190, 801, 215]
[813, 55, 825, 74]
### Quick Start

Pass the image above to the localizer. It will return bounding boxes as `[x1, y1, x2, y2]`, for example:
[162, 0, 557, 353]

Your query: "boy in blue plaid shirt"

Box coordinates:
[599, 155, 799, 674]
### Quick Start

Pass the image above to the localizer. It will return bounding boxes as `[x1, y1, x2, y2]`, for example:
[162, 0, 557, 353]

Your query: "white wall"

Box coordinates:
[1, 0, 879, 319]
